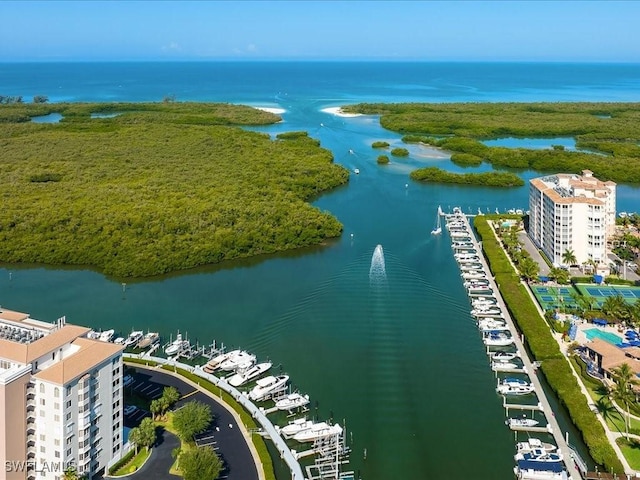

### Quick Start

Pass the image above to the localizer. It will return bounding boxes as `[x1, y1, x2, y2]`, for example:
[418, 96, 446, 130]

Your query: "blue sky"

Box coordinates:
[1, 1, 638, 62]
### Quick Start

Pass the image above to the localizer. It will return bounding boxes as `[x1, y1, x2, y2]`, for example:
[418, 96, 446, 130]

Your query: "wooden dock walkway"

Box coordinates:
[449, 212, 582, 479]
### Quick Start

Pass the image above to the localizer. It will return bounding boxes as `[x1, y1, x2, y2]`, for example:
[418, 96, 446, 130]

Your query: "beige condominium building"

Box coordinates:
[529, 169, 616, 267]
[0, 308, 124, 480]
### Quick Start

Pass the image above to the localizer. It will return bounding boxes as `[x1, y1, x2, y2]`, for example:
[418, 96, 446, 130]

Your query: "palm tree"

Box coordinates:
[549, 267, 570, 285]
[519, 257, 540, 283]
[602, 294, 628, 322]
[562, 248, 577, 267]
[610, 363, 640, 439]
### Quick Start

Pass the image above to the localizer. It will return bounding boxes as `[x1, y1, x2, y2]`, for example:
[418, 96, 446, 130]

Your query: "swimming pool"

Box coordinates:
[584, 328, 623, 345]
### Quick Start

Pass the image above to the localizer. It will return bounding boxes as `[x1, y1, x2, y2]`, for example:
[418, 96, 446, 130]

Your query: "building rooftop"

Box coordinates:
[34, 337, 123, 385]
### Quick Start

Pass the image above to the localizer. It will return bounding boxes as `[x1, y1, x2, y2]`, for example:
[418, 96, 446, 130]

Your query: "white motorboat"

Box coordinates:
[497, 378, 534, 395]
[481, 324, 510, 334]
[248, 375, 289, 401]
[123, 330, 144, 348]
[472, 308, 503, 318]
[137, 332, 159, 349]
[354, 168, 360, 175]
[478, 318, 506, 330]
[461, 270, 486, 278]
[98, 329, 115, 342]
[516, 438, 557, 454]
[465, 281, 490, 290]
[450, 231, 471, 239]
[515, 450, 564, 464]
[468, 286, 493, 295]
[87, 330, 100, 340]
[113, 337, 125, 345]
[460, 262, 483, 270]
[219, 350, 257, 371]
[491, 351, 520, 362]
[458, 257, 481, 265]
[514, 463, 568, 480]
[431, 206, 442, 235]
[277, 418, 314, 439]
[204, 350, 238, 373]
[165, 333, 189, 356]
[491, 361, 519, 371]
[228, 361, 272, 387]
[507, 417, 539, 428]
[483, 332, 513, 346]
[472, 297, 497, 308]
[292, 422, 343, 443]
[274, 392, 310, 411]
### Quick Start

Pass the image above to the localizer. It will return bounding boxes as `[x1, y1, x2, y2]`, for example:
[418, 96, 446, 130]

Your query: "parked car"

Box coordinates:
[123, 374, 134, 387]
[123, 405, 137, 416]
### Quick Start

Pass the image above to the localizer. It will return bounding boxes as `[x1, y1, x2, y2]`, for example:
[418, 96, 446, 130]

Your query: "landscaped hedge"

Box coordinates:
[108, 448, 137, 475]
[474, 216, 624, 473]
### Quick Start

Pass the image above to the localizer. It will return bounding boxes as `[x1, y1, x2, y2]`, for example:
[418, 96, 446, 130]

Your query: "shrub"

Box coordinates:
[391, 147, 409, 157]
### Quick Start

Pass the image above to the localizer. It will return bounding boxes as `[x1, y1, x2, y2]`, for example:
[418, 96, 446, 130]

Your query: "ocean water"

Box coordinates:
[2, 62, 640, 480]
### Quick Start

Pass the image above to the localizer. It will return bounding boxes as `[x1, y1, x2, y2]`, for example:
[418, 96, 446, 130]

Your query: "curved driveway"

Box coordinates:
[126, 366, 259, 480]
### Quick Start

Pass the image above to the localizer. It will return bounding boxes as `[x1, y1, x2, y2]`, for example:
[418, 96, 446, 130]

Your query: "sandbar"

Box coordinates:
[321, 107, 362, 118]
[254, 106, 286, 115]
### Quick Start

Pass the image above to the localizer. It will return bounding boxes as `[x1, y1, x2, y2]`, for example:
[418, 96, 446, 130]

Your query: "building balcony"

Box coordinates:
[26, 445, 36, 456]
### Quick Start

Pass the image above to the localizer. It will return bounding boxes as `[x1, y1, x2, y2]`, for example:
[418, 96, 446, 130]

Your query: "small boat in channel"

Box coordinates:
[248, 375, 289, 401]
[431, 206, 443, 235]
[228, 361, 272, 387]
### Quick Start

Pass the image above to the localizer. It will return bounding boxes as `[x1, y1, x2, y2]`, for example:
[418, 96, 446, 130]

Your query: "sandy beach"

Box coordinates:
[254, 106, 286, 114]
[321, 106, 362, 118]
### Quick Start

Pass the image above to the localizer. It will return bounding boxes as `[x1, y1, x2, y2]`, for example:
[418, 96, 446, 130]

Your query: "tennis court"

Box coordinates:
[531, 285, 579, 311]
[575, 283, 640, 305]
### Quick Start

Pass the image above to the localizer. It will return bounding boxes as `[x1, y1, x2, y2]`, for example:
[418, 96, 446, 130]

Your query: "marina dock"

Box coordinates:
[446, 210, 583, 479]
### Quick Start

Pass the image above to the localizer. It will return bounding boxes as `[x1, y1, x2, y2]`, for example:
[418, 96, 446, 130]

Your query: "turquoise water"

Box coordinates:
[31, 112, 62, 123]
[584, 328, 623, 345]
[2, 62, 639, 479]
[483, 137, 577, 150]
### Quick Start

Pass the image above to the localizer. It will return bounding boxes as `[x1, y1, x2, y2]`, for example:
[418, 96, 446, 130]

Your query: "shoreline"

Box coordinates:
[321, 106, 362, 118]
[253, 106, 286, 115]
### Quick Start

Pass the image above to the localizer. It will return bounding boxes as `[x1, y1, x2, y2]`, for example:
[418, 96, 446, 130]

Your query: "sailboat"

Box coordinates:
[431, 206, 442, 235]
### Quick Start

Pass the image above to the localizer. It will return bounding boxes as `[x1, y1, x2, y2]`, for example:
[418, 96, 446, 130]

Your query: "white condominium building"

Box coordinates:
[0, 308, 124, 480]
[529, 170, 616, 267]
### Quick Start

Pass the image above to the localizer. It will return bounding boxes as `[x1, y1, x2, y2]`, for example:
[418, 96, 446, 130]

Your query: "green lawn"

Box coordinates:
[616, 437, 640, 470]
[111, 448, 151, 476]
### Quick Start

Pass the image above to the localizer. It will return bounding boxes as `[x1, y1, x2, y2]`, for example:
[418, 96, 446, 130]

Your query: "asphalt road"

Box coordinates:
[123, 367, 259, 480]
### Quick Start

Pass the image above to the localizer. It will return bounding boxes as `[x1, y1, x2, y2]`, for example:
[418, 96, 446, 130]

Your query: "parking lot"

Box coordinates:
[121, 367, 258, 480]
